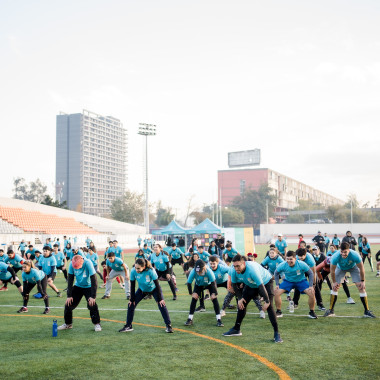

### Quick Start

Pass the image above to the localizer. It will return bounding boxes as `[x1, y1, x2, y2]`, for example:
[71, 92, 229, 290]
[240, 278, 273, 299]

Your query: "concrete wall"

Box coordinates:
[259, 223, 380, 244]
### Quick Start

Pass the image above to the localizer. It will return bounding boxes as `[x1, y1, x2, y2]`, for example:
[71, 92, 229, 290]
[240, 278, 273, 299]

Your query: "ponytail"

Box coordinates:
[136, 258, 152, 271]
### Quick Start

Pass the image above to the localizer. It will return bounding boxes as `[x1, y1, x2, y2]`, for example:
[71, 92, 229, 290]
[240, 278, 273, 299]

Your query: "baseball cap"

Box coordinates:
[195, 259, 205, 272]
[278, 233, 283, 237]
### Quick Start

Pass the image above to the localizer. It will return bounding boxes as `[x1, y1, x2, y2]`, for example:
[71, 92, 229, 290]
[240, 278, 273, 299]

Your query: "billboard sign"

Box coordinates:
[228, 149, 261, 168]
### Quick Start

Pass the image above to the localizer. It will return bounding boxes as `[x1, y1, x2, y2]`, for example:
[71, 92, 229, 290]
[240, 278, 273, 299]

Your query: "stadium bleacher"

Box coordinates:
[0, 206, 99, 235]
[0, 218, 24, 234]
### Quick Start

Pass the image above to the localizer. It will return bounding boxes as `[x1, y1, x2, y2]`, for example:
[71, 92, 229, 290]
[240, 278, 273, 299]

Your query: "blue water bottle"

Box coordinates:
[52, 320, 58, 337]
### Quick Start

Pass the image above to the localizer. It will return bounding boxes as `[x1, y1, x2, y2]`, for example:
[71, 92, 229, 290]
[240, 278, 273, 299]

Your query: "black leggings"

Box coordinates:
[126, 288, 171, 326]
[156, 270, 176, 296]
[64, 286, 100, 325]
[57, 266, 68, 281]
[23, 277, 49, 308]
[234, 281, 278, 333]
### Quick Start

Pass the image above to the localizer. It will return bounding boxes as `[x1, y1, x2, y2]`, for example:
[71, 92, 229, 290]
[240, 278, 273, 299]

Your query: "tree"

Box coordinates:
[13, 177, 48, 203]
[41, 195, 68, 209]
[183, 195, 195, 227]
[155, 200, 175, 226]
[189, 210, 210, 225]
[294, 199, 324, 211]
[221, 207, 244, 226]
[285, 214, 305, 224]
[344, 194, 359, 209]
[231, 184, 277, 228]
[110, 190, 145, 224]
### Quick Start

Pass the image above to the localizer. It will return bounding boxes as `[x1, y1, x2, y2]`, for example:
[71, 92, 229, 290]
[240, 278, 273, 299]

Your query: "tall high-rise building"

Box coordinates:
[56, 109, 127, 216]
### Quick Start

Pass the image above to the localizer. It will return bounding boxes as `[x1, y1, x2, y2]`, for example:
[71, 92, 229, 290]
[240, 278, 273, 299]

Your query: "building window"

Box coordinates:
[240, 180, 246, 195]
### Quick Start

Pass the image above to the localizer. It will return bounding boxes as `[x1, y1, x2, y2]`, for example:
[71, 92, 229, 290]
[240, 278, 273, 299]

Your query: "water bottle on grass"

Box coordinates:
[52, 320, 58, 337]
[289, 300, 294, 313]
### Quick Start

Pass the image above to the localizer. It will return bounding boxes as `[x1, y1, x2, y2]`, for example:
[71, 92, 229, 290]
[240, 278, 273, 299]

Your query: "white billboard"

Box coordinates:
[228, 149, 261, 168]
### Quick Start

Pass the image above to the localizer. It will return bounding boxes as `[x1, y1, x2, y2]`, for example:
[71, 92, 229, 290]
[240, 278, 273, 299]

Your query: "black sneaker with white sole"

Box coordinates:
[308, 310, 318, 319]
[165, 324, 174, 333]
[216, 319, 224, 327]
[195, 306, 206, 312]
[276, 310, 283, 318]
[364, 310, 376, 318]
[118, 325, 133, 332]
[223, 328, 242, 337]
[274, 332, 283, 343]
[43, 308, 50, 314]
[184, 319, 193, 326]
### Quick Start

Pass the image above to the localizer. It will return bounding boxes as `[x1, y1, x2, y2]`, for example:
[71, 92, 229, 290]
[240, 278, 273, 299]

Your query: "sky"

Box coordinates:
[1, 0, 379, 221]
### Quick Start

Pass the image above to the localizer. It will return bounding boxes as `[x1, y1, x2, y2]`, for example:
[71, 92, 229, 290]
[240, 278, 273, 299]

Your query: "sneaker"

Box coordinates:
[323, 309, 335, 317]
[376, 273, 380, 278]
[293, 304, 299, 309]
[308, 310, 318, 319]
[223, 327, 242, 336]
[101, 295, 110, 299]
[276, 310, 283, 318]
[172, 295, 177, 301]
[17, 307, 28, 313]
[94, 324, 102, 332]
[33, 292, 42, 298]
[259, 310, 266, 319]
[43, 308, 50, 314]
[227, 304, 236, 309]
[204, 294, 210, 300]
[126, 295, 130, 300]
[217, 319, 224, 327]
[364, 310, 376, 318]
[195, 306, 206, 312]
[58, 323, 73, 330]
[165, 324, 174, 333]
[118, 325, 133, 332]
[220, 310, 226, 317]
[56, 292, 62, 298]
[318, 304, 326, 311]
[274, 332, 283, 343]
[63, 288, 68, 292]
[184, 319, 193, 326]
[0, 286, 8, 291]
[99, 284, 106, 288]
[175, 288, 179, 292]
[346, 297, 355, 304]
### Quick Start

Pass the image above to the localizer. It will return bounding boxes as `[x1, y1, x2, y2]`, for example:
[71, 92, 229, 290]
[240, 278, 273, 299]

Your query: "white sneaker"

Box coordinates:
[220, 310, 226, 317]
[58, 323, 73, 330]
[346, 297, 355, 304]
[94, 324, 102, 332]
[259, 310, 266, 319]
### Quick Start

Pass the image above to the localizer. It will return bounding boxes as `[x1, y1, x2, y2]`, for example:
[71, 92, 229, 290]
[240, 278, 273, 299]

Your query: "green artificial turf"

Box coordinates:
[1, 244, 379, 380]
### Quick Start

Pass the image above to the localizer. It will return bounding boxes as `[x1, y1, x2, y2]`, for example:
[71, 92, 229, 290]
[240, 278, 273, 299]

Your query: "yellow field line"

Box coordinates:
[0, 313, 291, 380]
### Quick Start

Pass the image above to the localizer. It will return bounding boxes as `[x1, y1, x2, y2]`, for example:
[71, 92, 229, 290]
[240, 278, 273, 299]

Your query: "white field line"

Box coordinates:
[0, 304, 365, 318]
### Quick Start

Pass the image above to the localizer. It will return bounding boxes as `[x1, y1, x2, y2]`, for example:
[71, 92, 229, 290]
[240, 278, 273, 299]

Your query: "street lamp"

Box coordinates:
[138, 123, 157, 234]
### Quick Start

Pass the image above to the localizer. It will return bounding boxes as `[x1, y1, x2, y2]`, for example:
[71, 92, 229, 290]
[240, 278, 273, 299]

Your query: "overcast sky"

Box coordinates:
[1, 0, 379, 220]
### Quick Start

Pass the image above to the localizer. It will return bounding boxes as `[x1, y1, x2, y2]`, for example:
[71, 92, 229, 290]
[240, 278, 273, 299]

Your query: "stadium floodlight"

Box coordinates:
[138, 123, 157, 234]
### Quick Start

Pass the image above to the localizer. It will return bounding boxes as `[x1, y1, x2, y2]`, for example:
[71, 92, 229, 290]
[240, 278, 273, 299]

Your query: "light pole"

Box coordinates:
[138, 123, 157, 234]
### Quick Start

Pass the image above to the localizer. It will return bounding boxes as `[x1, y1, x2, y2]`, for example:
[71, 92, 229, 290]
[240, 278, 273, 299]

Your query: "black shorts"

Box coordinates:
[225, 256, 233, 263]
[57, 266, 65, 270]
[171, 257, 184, 266]
[13, 267, 22, 273]
[193, 282, 218, 297]
[217, 281, 228, 289]
[156, 269, 171, 279]
[48, 272, 57, 281]
[242, 279, 274, 300]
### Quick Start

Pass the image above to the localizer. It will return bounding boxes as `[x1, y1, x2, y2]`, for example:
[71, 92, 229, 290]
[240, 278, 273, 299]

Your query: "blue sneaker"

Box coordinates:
[274, 332, 283, 343]
[33, 293, 42, 299]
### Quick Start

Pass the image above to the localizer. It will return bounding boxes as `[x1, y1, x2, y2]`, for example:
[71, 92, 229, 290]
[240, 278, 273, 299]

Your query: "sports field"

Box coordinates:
[1, 244, 379, 380]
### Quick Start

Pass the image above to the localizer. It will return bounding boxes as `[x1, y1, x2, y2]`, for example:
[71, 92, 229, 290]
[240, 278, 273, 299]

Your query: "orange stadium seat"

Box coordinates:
[0, 206, 99, 235]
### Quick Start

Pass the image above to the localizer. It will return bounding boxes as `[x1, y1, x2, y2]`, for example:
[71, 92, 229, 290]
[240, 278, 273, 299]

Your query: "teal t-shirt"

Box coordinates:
[38, 255, 57, 275]
[210, 262, 229, 284]
[114, 246, 123, 259]
[297, 252, 316, 268]
[26, 248, 36, 257]
[223, 248, 238, 258]
[151, 252, 170, 272]
[64, 248, 74, 260]
[106, 257, 125, 272]
[135, 252, 150, 260]
[143, 247, 153, 255]
[0, 262, 12, 281]
[68, 259, 96, 288]
[22, 268, 45, 283]
[19, 242, 27, 251]
[5, 254, 24, 269]
[360, 243, 371, 255]
[187, 267, 216, 286]
[209, 246, 218, 256]
[53, 251, 65, 267]
[130, 267, 158, 292]
[275, 239, 288, 254]
[168, 248, 182, 260]
[199, 251, 210, 263]
[261, 255, 284, 275]
[0, 254, 7, 263]
[276, 260, 310, 283]
[330, 250, 362, 271]
[230, 261, 272, 288]
[86, 253, 99, 268]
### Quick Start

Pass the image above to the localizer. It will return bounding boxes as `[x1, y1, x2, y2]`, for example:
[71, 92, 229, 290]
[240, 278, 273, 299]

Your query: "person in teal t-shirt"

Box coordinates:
[86, 248, 103, 282]
[150, 244, 177, 300]
[37, 246, 61, 298]
[185, 259, 223, 327]
[58, 255, 101, 332]
[359, 237, 373, 272]
[118, 258, 173, 333]
[197, 246, 210, 263]
[274, 251, 316, 319]
[112, 240, 123, 259]
[324, 242, 375, 318]
[137, 236, 142, 248]
[102, 252, 130, 300]
[275, 234, 287, 257]
[4, 250, 24, 273]
[223, 254, 282, 343]
[223, 243, 238, 264]
[0, 260, 23, 294]
[26, 245, 37, 260]
[168, 243, 184, 269]
[19, 260, 49, 314]
[135, 249, 150, 261]
[261, 248, 284, 275]
[53, 244, 68, 281]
